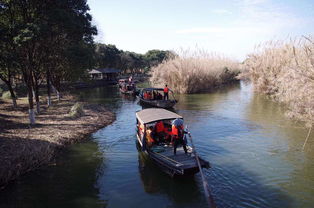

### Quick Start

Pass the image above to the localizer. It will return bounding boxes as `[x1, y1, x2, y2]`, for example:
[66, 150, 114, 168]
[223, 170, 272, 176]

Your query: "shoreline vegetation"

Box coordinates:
[241, 36, 314, 127]
[150, 50, 241, 94]
[0, 95, 115, 189]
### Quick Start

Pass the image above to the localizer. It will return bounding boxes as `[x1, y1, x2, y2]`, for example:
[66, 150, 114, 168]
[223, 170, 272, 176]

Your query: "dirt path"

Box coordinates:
[0, 96, 115, 189]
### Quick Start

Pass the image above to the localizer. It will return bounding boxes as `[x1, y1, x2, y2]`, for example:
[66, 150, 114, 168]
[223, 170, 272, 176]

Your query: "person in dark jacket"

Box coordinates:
[171, 124, 187, 155]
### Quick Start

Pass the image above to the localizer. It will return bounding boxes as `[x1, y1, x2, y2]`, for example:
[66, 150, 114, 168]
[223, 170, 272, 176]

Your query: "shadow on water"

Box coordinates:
[137, 151, 204, 207]
[137, 143, 294, 208]
[0, 140, 107, 208]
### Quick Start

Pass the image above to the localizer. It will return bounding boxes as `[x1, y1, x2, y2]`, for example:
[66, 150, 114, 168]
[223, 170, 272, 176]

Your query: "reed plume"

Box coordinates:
[241, 35, 314, 126]
[150, 48, 240, 94]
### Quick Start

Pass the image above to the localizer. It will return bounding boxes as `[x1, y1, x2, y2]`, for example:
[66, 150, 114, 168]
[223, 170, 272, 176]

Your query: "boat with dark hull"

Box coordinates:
[136, 108, 210, 177]
[138, 88, 177, 109]
[118, 79, 137, 95]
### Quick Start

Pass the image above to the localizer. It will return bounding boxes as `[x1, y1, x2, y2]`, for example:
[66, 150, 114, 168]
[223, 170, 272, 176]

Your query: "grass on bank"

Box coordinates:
[241, 35, 314, 126]
[149, 49, 241, 94]
[0, 95, 115, 188]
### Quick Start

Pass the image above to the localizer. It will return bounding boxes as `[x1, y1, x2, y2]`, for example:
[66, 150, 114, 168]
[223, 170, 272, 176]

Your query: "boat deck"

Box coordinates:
[148, 145, 209, 175]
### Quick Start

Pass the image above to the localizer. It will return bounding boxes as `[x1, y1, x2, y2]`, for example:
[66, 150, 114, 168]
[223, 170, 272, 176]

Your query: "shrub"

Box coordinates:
[149, 49, 240, 94]
[241, 35, 314, 126]
[69, 102, 84, 118]
[2, 91, 12, 99]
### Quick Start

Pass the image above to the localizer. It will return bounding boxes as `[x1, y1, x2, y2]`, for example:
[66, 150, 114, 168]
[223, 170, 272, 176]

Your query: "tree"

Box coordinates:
[144, 50, 176, 68]
[0, 0, 18, 107]
[94, 44, 175, 74]
[0, 0, 97, 124]
[95, 44, 122, 68]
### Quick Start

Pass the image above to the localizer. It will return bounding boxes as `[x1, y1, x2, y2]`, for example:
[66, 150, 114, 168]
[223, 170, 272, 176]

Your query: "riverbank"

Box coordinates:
[0, 95, 115, 189]
[242, 36, 314, 126]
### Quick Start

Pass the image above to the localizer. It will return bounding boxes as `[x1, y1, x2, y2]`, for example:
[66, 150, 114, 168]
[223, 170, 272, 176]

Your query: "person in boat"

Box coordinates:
[153, 91, 157, 100]
[143, 91, 148, 99]
[157, 92, 163, 100]
[128, 76, 133, 84]
[146, 126, 156, 147]
[164, 84, 170, 100]
[147, 92, 152, 100]
[154, 121, 166, 143]
[171, 124, 187, 155]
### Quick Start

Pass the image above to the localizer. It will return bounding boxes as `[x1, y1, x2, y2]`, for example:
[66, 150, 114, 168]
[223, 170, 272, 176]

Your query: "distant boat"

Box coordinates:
[136, 108, 210, 177]
[118, 79, 137, 95]
[138, 88, 177, 109]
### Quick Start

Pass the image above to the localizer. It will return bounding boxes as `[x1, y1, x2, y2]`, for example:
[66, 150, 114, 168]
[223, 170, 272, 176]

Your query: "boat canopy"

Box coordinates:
[136, 108, 182, 124]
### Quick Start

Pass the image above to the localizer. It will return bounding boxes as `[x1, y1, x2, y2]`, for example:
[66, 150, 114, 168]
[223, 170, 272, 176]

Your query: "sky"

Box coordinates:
[87, 0, 314, 61]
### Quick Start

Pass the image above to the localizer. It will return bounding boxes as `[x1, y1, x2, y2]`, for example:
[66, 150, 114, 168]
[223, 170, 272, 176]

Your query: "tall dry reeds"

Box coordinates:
[149, 49, 240, 94]
[242, 36, 314, 126]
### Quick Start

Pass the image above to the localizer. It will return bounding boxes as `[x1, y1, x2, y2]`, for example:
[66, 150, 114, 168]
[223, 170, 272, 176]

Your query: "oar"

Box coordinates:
[186, 127, 217, 208]
[302, 125, 312, 151]
[170, 90, 178, 103]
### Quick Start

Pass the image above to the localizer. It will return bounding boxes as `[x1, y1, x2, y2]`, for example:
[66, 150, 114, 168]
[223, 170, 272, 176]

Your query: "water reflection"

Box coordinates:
[137, 151, 207, 207]
[1, 82, 314, 208]
[0, 141, 106, 208]
[76, 85, 123, 110]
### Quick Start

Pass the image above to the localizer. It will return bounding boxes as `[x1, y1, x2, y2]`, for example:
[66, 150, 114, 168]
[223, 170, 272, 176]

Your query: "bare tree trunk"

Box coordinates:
[0, 71, 17, 108]
[24, 69, 36, 125]
[34, 79, 40, 114]
[56, 89, 61, 101]
[35, 92, 40, 114]
[47, 69, 51, 106]
[54, 80, 61, 101]
[7, 83, 17, 108]
[27, 83, 35, 125]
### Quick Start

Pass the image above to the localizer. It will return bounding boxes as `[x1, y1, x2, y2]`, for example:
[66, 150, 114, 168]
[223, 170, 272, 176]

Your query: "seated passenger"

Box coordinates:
[146, 126, 155, 147]
[147, 92, 152, 100]
[153, 91, 157, 100]
[163, 125, 172, 143]
[157, 92, 163, 100]
[155, 121, 166, 143]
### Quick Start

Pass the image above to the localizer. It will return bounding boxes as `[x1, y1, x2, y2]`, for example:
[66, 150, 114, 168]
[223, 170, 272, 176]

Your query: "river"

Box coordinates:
[0, 82, 313, 208]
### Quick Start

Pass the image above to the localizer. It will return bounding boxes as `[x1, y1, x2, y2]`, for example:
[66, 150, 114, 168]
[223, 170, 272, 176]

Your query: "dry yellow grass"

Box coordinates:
[149, 49, 240, 93]
[0, 96, 115, 188]
[241, 35, 314, 126]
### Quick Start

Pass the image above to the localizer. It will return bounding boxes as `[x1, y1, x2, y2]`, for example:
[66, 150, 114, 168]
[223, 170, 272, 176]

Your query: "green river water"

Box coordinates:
[0, 82, 313, 208]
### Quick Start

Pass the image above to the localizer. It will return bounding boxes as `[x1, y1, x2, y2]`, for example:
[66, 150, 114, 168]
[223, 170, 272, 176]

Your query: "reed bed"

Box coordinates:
[242, 36, 314, 126]
[149, 49, 240, 94]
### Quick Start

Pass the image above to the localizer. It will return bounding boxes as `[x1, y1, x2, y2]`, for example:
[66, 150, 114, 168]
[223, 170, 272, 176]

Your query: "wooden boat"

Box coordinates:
[118, 79, 136, 95]
[136, 108, 210, 177]
[138, 88, 177, 108]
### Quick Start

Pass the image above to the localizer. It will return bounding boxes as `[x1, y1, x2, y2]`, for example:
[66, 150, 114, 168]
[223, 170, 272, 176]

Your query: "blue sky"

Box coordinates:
[88, 0, 314, 61]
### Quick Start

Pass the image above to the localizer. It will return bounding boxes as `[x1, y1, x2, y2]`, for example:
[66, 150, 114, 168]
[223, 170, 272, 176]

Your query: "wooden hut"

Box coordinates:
[88, 68, 121, 80]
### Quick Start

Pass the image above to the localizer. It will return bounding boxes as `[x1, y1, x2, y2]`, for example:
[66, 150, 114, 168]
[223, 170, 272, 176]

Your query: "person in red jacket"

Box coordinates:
[155, 121, 166, 143]
[163, 84, 169, 100]
[171, 124, 187, 155]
